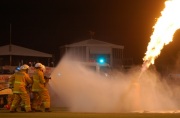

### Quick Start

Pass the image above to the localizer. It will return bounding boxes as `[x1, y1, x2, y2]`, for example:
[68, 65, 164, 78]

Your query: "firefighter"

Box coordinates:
[9, 64, 33, 112]
[5, 66, 21, 110]
[32, 64, 46, 111]
[31, 63, 51, 112]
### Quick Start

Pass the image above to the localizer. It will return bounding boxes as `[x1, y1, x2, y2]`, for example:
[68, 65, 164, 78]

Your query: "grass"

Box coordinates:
[1, 108, 180, 118]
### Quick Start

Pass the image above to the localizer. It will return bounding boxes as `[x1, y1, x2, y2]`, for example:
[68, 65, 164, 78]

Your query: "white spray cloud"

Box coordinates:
[48, 54, 180, 113]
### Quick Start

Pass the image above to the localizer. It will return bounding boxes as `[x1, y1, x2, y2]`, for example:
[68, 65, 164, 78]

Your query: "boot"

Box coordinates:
[10, 109, 17, 113]
[10, 108, 17, 113]
[32, 108, 42, 112]
[45, 108, 51, 112]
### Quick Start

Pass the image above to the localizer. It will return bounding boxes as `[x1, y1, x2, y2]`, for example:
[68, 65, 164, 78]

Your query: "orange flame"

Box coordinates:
[142, 0, 180, 71]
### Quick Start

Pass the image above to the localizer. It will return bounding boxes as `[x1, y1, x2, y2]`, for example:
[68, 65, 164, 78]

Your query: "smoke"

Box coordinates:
[48, 54, 180, 113]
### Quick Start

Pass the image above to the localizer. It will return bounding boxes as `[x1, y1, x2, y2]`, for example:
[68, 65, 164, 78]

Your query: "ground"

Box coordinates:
[1, 107, 180, 118]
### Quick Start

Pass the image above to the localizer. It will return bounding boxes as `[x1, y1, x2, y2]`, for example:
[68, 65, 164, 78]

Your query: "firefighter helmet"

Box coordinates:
[15, 66, 21, 72]
[20, 64, 29, 70]
[35, 63, 43, 68]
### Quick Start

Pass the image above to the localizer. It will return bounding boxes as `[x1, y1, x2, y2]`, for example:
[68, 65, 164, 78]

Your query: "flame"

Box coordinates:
[142, 0, 180, 70]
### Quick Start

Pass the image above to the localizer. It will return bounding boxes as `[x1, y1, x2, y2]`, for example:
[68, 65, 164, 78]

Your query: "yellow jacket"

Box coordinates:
[32, 69, 46, 92]
[9, 70, 32, 93]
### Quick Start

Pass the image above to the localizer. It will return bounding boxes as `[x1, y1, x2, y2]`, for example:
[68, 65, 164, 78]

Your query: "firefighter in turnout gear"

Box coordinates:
[9, 64, 33, 112]
[5, 66, 21, 110]
[31, 63, 51, 112]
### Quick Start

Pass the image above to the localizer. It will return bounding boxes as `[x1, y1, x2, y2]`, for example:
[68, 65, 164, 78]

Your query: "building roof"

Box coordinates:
[62, 39, 124, 49]
[0, 44, 52, 57]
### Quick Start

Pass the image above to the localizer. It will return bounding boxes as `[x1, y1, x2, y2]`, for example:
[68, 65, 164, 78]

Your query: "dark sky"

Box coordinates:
[2, 0, 178, 65]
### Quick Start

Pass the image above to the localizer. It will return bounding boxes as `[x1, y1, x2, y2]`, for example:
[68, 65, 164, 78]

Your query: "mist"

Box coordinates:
[48, 54, 180, 113]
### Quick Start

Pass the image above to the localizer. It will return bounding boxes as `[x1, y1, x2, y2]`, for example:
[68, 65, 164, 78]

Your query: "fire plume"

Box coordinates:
[142, 0, 180, 71]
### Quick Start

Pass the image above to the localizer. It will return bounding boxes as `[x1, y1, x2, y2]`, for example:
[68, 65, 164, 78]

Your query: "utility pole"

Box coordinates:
[9, 24, 12, 66]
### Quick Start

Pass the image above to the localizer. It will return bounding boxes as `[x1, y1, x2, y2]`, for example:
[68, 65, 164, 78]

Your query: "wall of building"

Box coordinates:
[60, 46, 124, 68]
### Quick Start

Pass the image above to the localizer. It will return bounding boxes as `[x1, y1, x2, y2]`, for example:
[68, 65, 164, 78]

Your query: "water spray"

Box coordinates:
[138, 61, 150, 80]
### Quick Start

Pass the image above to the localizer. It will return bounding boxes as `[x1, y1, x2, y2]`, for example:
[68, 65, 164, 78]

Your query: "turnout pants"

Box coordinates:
[10, 93, 31, 112]
[31, 89, 50, 110]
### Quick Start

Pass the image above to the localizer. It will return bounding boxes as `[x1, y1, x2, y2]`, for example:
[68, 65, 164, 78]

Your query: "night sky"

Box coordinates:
[1, 0, 179, 65]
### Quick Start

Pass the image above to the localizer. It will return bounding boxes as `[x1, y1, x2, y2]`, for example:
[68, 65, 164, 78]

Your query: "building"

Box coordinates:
[0, 44, 53, 67]
[60, 39, 124, 67]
